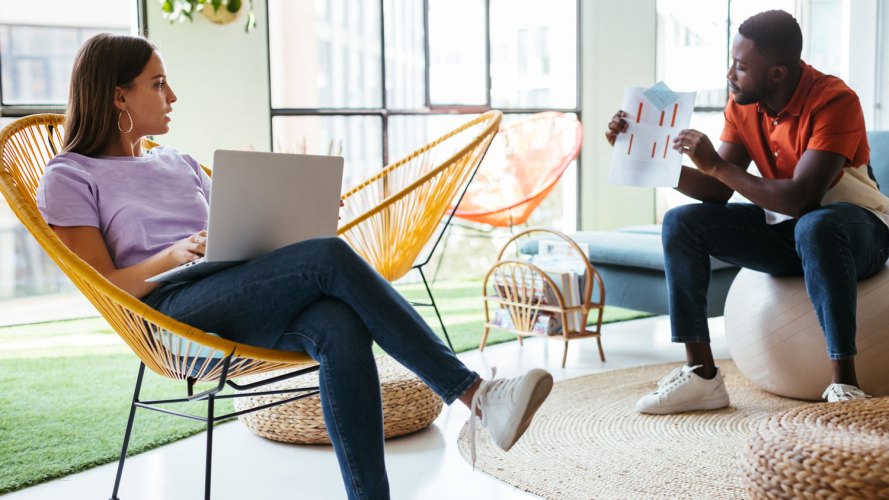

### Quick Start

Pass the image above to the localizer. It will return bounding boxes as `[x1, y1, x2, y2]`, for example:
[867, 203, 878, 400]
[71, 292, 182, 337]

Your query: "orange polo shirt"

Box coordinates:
[720, 61, 889, 226]
[721, 61, 868, 179]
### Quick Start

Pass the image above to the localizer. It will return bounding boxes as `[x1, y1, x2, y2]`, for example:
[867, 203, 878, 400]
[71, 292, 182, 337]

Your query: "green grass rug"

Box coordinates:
[0, 278, 650, 494]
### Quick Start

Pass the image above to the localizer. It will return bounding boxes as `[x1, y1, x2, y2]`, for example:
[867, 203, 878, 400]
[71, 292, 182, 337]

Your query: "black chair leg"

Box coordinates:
[418, 267, 455, 352]
[429, 223, 454, 283]
[109, 363, 146, 500]
[204, 394, 215, 500]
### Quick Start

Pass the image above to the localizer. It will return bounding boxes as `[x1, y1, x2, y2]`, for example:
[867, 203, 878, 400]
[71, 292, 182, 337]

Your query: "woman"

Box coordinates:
[36, 34, 552, 500]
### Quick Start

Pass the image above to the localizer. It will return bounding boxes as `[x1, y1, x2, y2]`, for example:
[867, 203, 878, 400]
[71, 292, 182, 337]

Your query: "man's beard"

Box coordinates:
[730, 71, 771, 106]
[731, 85, 767, 105]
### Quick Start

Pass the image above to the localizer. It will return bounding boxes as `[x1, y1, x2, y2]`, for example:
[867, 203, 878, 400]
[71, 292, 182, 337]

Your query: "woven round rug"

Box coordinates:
[457, 360, 807, 499]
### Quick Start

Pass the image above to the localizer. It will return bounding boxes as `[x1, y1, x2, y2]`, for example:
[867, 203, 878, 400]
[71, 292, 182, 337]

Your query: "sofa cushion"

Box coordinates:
[572, 231, 670, 271]
[616, 224, 663, 235]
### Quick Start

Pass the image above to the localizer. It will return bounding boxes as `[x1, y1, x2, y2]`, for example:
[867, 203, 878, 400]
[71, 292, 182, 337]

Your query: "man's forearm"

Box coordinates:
[676, 166, 735, 203]
[710, 161, 816, 217]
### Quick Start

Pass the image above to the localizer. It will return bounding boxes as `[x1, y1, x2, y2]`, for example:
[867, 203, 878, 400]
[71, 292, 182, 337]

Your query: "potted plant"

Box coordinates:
[160, 0, 256, 33]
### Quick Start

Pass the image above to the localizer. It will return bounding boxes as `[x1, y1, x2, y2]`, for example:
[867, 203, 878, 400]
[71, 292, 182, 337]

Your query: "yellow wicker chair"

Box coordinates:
[0, 114, 319, 500]
[337, 111, 502, 349]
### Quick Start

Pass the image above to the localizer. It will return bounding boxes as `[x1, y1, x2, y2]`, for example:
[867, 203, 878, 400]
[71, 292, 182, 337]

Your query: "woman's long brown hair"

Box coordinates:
[62, 34, 156, 157]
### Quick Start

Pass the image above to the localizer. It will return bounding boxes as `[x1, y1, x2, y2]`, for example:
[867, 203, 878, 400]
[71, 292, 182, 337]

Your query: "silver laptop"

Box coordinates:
[146, 150, 344, 283]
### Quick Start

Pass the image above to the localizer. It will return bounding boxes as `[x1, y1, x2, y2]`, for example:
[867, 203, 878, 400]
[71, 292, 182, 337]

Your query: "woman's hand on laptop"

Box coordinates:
[167, 230, 207, 265]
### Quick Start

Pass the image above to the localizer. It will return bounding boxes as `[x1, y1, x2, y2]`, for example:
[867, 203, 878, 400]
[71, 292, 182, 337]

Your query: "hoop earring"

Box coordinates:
[117, 109, 134, 134]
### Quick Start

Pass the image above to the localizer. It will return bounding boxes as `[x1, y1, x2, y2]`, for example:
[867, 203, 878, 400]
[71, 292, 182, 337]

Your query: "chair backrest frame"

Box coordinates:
[337, 111, 502, 281]
[452, 112, 583, 226]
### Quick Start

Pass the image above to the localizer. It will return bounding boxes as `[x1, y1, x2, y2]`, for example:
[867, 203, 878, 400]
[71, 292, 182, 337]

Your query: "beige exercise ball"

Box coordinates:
[724, 264, 889, 401]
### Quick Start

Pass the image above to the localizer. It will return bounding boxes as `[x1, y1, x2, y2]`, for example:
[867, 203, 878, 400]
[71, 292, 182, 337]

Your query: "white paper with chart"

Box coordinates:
[609, 83, 696, 187]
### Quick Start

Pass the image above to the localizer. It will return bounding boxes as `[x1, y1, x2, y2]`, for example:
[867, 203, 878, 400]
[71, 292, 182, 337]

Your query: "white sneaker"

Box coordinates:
[822, 383, 870, 402]
[635, 365, 730, 415]
[468, 368, 553, 464]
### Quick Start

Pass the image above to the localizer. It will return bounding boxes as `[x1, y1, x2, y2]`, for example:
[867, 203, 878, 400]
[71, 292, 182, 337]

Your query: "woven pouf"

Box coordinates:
[234, 356, 443, 444]
[742, 397, 889, 499]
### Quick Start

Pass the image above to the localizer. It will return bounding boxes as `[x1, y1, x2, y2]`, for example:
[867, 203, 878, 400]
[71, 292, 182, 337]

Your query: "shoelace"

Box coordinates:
[822, 383, 870, 401]
[468, 367, 498, 468]
[655, 365, 703, 399]
[656, 367, 685, 388]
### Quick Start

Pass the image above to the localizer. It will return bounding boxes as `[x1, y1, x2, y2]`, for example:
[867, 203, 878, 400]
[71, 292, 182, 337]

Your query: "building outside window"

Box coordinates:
[0, 1, 134, 300]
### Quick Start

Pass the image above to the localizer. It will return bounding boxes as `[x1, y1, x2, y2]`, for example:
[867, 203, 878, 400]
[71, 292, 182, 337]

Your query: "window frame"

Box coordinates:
[0, 1, 146, 303]
[266, 0, 583, 226]
[0, 1, 147, 118]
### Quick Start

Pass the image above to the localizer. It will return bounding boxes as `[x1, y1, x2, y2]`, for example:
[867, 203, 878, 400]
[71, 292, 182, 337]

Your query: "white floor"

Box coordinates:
[0, 292, 98, 327]
[3, 315, 729, 500]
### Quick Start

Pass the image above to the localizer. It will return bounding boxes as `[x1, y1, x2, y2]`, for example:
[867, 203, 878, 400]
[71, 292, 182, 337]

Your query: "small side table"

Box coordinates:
[481, 228, 606, 368]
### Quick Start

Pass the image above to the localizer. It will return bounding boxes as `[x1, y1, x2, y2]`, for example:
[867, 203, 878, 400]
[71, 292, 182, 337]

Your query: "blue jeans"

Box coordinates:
[663, 202, 889, 360]
[144, 238, 479, 500]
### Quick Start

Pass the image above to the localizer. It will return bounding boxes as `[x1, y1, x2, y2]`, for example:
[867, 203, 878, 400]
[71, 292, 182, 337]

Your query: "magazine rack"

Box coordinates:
[481, 228, 606, 368]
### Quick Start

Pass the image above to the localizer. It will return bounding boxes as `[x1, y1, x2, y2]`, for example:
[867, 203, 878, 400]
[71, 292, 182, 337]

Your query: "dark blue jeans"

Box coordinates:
[144, 237, 479, 500]
[663, 202, 889, 360]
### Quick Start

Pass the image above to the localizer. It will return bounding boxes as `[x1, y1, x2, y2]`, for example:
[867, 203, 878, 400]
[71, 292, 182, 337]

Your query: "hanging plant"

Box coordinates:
[160, 0, 256, 33]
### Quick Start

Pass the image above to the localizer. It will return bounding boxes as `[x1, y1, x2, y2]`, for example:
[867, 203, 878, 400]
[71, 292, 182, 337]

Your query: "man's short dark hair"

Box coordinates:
[738, 10, 803, 69]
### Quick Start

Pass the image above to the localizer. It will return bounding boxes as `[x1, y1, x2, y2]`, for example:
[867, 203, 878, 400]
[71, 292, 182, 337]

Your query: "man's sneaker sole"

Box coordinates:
[636, 392, 730, 415]
[496, 370, 553, 451]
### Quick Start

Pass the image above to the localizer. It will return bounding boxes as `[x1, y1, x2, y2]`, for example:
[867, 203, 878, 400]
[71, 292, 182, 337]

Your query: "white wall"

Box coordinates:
[846, 0, 879, 129]
[579, 0, 657, 230]
[146, 2, 272, 165]
[822, 0, 888, 131]
[878, 0, 889, 130]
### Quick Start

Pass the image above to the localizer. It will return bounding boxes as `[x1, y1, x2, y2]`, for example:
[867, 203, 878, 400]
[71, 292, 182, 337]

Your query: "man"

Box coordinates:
[604, 10, 889, 414]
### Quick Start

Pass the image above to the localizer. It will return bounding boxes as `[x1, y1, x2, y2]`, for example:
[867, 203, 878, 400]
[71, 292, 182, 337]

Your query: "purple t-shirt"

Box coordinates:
[36, 146, 211, 268]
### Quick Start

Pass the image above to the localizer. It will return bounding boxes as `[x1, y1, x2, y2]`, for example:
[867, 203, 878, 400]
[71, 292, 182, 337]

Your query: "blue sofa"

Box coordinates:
[525, 130, 889, 317]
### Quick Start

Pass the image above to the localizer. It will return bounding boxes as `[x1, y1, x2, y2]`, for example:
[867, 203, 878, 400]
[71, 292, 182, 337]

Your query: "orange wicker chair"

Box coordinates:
[337, 111, 502, 349]
[453, 112, 582, 227]
[0, 114, 320, 500]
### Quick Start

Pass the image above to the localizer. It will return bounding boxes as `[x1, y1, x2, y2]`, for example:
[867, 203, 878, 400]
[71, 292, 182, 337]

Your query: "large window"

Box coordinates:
[0, 2, 134, 300]
[654, 0, 853, 220]
[268, 0, 581, 230]
[0, 25, 129, 106]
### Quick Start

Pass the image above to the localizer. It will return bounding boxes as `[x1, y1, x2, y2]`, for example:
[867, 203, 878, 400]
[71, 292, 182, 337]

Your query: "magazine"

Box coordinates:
[491, 306, 556, 335]
[489, 239, 591, 335]
[532, 239, 590, 274]
[537, 269, 586, 334]
[531, 240, 590, 334]
[491, 271, 546, 305]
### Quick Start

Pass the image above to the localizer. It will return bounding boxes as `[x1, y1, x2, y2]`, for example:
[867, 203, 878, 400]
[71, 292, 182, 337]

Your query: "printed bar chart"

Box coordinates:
[609, 84, 696, 187]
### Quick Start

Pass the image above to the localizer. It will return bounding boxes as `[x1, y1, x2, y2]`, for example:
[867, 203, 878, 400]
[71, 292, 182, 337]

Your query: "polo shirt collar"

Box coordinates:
[756, 61, 813, 118]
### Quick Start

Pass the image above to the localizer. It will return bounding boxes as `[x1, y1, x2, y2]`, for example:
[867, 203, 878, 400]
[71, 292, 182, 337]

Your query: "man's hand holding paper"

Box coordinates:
[607, 82, 696, 188]
[672, 129, 722, 175]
